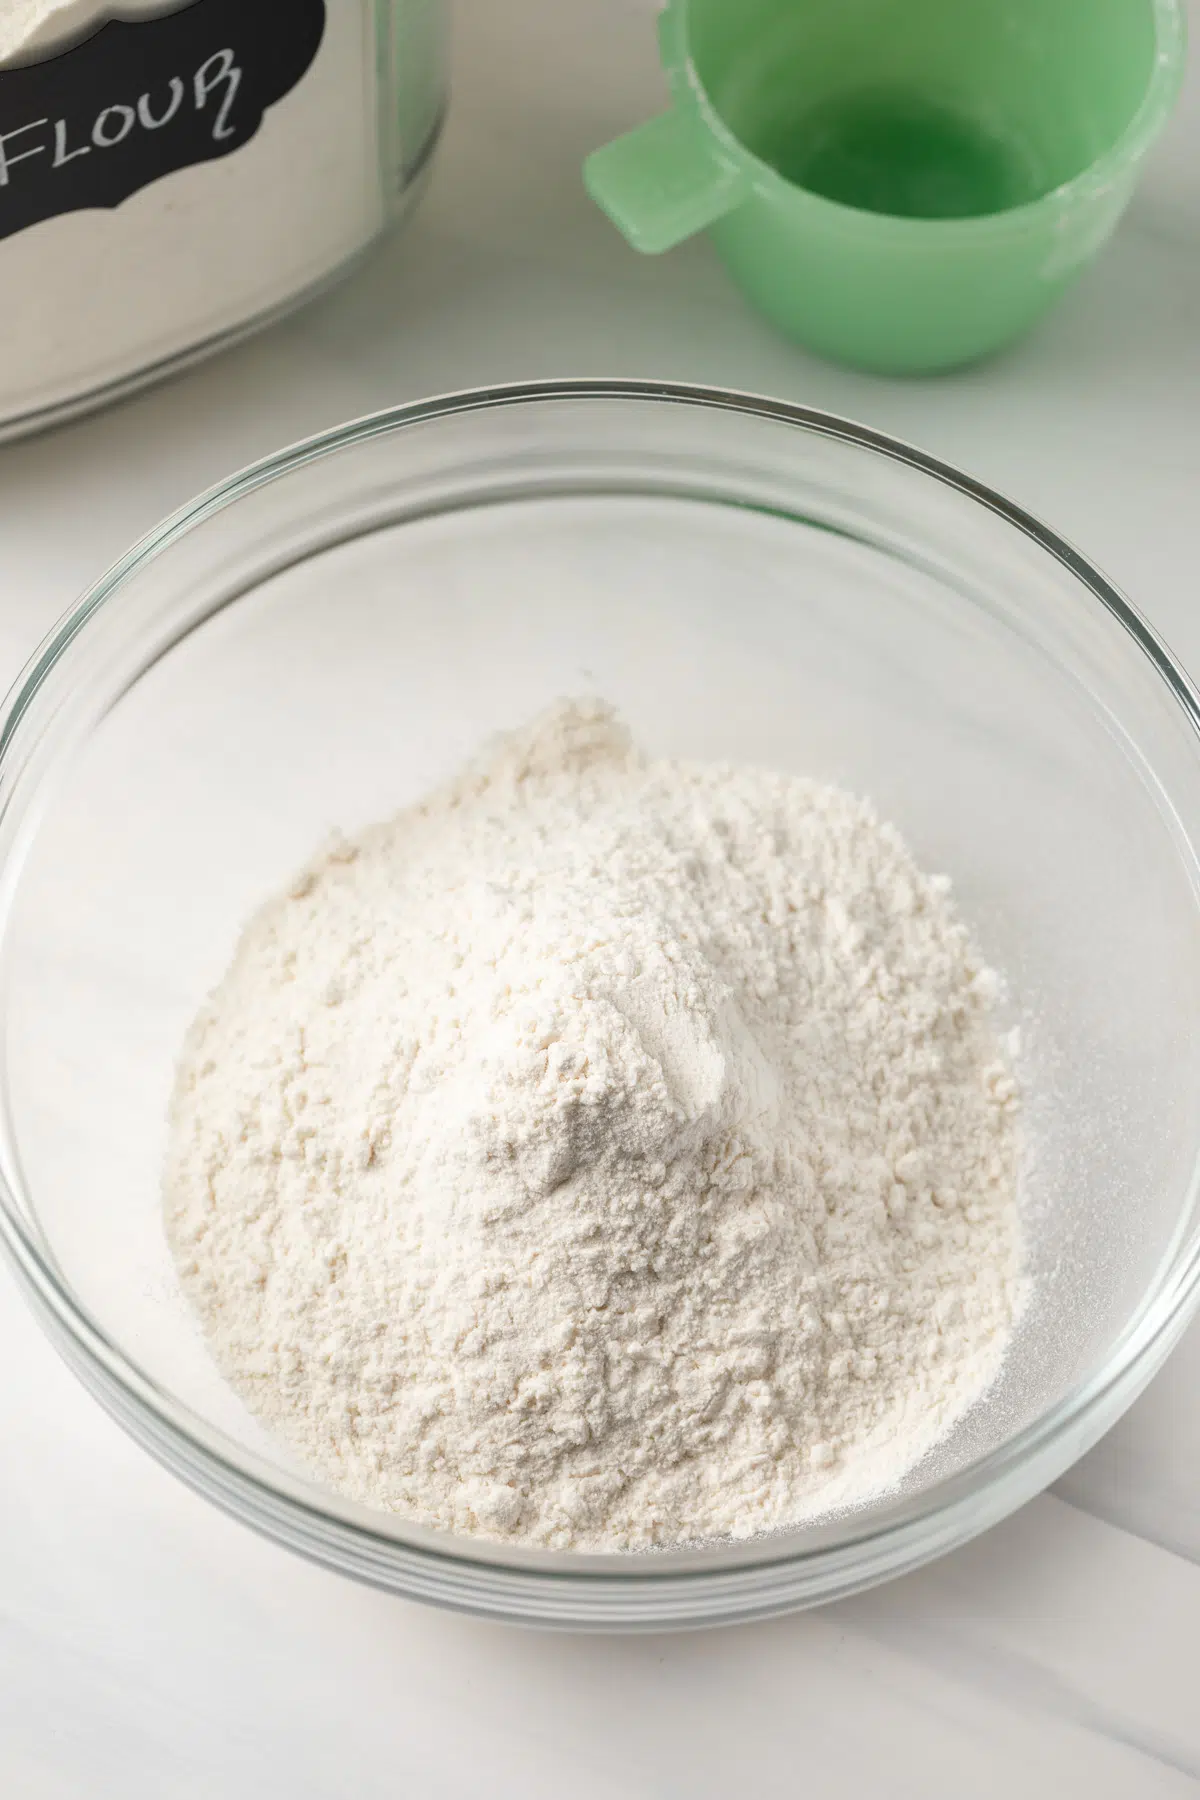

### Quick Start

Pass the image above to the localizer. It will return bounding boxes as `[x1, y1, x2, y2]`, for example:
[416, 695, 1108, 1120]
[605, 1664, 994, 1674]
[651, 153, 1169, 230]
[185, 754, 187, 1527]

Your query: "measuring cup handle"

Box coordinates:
[584, 109, 749, 254]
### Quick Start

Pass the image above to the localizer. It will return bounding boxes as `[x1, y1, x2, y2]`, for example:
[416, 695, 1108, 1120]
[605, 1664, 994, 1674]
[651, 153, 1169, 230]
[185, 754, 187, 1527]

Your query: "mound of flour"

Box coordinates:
[165, 701, 1023, 1549]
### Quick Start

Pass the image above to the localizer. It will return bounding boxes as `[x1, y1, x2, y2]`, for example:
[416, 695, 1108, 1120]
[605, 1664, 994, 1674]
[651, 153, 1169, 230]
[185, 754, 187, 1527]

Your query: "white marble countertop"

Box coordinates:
[4, 0, 1200, 1792]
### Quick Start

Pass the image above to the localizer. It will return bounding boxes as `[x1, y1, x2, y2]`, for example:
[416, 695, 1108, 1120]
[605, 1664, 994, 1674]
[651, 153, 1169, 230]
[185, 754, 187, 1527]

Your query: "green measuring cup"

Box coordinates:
[585, 0, 1185, 373]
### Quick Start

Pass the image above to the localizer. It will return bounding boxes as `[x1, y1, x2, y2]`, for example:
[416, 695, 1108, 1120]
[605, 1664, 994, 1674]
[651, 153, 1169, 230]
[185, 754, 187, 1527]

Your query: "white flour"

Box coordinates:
[165, 701, 1024, 1550]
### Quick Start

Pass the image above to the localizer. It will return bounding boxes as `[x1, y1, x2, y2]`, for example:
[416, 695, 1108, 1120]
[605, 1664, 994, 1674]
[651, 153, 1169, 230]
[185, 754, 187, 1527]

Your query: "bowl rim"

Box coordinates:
[3, 377, 1200, 1612]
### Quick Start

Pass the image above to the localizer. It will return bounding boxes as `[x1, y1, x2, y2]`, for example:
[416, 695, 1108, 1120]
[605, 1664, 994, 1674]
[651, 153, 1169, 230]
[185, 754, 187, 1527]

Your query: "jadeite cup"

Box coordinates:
[584, 0, 1185, 373]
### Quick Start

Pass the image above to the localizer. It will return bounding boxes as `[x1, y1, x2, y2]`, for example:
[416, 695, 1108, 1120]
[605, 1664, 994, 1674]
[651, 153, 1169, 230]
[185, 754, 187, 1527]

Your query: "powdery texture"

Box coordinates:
[165, 701, 1023, 1550]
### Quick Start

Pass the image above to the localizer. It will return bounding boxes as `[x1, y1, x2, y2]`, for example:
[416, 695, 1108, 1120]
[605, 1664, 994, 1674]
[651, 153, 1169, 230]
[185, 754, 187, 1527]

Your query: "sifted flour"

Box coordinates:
[165, 701, 1023, 1550]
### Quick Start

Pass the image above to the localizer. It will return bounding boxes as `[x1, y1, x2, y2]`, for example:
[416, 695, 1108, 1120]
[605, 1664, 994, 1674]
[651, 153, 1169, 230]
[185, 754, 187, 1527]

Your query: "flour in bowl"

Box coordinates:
[164, 700, 1023, 1550]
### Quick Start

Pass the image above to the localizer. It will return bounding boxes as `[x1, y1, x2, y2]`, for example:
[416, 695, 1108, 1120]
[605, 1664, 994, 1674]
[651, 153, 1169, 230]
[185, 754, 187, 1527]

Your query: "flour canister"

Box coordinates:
[0, 0, 446, 440]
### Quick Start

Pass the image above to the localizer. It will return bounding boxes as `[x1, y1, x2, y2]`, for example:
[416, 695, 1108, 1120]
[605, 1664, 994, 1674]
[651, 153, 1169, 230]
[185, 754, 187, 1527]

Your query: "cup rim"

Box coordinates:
[666, 0, 1187, 233]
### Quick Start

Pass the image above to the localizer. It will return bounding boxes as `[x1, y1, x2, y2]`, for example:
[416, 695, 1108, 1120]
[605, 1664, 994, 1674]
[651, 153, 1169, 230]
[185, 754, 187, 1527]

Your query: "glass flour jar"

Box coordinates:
[0, 0, 446, 441]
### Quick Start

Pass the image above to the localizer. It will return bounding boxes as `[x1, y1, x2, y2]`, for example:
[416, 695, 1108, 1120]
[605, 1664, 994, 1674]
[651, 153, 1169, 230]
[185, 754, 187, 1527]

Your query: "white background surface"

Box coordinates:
[3, 0, 1200, 1791]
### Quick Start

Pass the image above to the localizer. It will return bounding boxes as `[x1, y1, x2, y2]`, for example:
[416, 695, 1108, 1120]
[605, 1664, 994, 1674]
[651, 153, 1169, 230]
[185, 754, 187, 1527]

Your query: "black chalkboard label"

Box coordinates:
[0, 0, 326, 243]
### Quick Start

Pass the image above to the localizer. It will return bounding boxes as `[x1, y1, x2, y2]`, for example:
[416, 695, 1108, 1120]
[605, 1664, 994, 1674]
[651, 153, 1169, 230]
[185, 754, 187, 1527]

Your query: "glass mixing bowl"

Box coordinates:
[2, 381, 1200, 1629]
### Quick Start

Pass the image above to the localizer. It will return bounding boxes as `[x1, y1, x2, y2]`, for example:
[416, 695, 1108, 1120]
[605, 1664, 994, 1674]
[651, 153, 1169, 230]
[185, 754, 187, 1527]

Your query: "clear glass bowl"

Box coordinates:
[2, 381, 1200, 1629]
